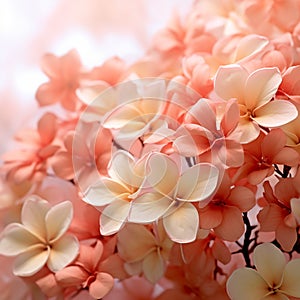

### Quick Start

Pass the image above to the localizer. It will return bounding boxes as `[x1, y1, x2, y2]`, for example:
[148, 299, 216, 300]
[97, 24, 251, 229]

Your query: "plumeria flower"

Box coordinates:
[129, 152, 219, 243]
[0, 196, 79, 276]
[36, 49, 84, 111]
[103, 80, 167, 141]
[174, 98, 244, 167]
[227, 243, 300, 300]
[84, 150, 146, 235]
[2, 112, 59, 183]
[117, 223, 173, 284]
[55, 240, 115, 299]
[214, 64, 298, 143]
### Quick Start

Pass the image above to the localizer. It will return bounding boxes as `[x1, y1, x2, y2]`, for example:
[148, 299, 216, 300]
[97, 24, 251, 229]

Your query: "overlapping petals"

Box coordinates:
[227, 243, 300, 300]
[0, 196, 79, 276]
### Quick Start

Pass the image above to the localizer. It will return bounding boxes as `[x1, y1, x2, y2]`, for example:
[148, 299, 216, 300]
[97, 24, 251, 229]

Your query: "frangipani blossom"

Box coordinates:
[0, 196, 79, 276]
[214, 64, 298, 143]
[130, 153, 219, 243]
[174, 98, 244, 167]
[84, 150, 146, 235]
[103, 96, 166, 142]
[36, 50, 83, 111]
[55, 240, 115, 299]
[227, 243, 300, 300]
[2, 112, 59, 183]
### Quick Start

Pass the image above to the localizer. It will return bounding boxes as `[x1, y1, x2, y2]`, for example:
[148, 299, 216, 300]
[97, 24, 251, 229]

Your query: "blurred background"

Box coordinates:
[0, 0, 193, 156]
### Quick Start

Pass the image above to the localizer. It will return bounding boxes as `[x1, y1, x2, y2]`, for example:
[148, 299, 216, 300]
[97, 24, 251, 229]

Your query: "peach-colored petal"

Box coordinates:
[0, 223, 42, 256]
[248, 168, 272, 185]
[100, 200, 131, 235]
[290, 198, 300, 223]
[21, 196, 49, 241]
[163, 202, 199, 243]
[187, 99, 216, 131]
[55, 266, 88, 286]
[280, 259, 300, 297]
[89, 272, 114, 299]
[47, 234, 79, 272]
[129, 192, 172, 223]
[13, 246, 50, 277]
[226, 268, 268, 300]
[176, 163, 219, 202]
[117, 224, 156, 262]
[253, 100, 298, 127]
[214, 64, 247, 102]
[273, 148, 299, 166]
[253, 243, 285, 287]
[146, 153, 179, 196]
[276, 223, 297, 252]
[199, 206, 223, 229]
[37, 112, 57, 145]
[142, 251, 164, 283]
[45, 201, 73, 242]
[227, 186, 255, 212]
[236, 118, 261, 144]
[220, 99, 240, 136]
[257, 204, 283, 231]
[214, 206, 244, 241]
[261, 129, 286, 161]
[173, 125, 212, 156]
[245, 68, 282, 111]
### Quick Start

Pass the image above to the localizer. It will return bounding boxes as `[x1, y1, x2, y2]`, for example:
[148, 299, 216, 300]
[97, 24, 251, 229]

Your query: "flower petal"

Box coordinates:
[245, 68, 282, 110]
[45, 201, 73, 242]
[142, 251, 164, 284]
[176, 163, 219, 202]
[214, 206, 244, 241]
[84, 178, 128, 206]
[55, 266, 88, 287]
[117, 223, 156, 262]
[253, 243, 285, 287]
[291, 198, 300, 224]
[13, 246, 50, 276]
[0, 223, 42, 256]
[100, 200, 131, 235]
[108, 150, 143, 187]
[280, 258, 300, 297]
[129, 192, 172, 223]
[47, 234, 79, 272]
[253, 100, 298, 127]
[214, 64, 248, 102]
[146, 153, 179, 196]
[236, 118, 261, 144]
[163, 202, 199, 243]
[226, 268, 269, 300]
[21, 196, 50, 241]
[89, 272, 114, 299]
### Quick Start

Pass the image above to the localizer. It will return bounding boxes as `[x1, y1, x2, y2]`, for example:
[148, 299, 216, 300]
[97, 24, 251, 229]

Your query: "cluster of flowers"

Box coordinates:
[1, 0, 300, 299]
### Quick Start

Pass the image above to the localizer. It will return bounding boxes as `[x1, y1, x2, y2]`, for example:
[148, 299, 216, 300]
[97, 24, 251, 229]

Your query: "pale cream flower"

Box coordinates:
[0, 196, 79, 277]
[227, 243, 300, 300]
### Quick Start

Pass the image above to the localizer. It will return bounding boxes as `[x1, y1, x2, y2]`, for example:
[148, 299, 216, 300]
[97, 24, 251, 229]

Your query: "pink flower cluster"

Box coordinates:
[2, 0, 300, 299]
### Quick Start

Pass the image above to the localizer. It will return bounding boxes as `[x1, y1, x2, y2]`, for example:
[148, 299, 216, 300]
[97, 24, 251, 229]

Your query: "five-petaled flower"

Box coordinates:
[227, 243, 300, 300]
[0, 196, 79, 276]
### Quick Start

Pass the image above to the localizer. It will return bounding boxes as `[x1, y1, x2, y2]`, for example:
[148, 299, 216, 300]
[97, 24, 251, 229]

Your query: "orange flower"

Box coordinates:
[199, 171, 255, 241]
[2, 113, 59, 183]
[36, 50, 83, 111]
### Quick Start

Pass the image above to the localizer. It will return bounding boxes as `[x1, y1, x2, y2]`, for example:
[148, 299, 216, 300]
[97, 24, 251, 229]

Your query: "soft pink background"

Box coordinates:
[0, 0, 193, 156]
